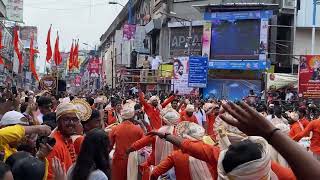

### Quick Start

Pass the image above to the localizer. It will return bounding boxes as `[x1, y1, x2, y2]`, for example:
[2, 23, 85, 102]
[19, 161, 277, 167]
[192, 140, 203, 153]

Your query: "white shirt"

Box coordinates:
[285, 92, 294, 101]
[194, 109, 206, 127]
[151, 56, 161, 70]
[37, 113, 44, 124]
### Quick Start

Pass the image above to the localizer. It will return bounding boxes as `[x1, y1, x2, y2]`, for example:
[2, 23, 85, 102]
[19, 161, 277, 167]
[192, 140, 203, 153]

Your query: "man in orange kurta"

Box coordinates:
[110, 103, 144, 180]
[127, 107, 180, 180]
[47, 103, 84, 180]
[204, 103, 220, 140]
[289, 110, 309, 138]
[139, 91, 175, 129]
[179, 104, 198, 124]
[150, 150, 216, 180]
[293, 119, 320, 160]
[106, 100, 122, 125]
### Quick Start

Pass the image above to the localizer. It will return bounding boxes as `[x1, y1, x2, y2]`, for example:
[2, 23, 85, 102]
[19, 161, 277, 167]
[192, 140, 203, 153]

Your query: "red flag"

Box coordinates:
[29, 32, 39, 81]
[0, 29, 4, 65]
[73, 40, 79, 69]
[46, 25, 52, 62]
[53, 32, 62, 65]
[68, 40, 74, 70]
[13, 27, 23, 65]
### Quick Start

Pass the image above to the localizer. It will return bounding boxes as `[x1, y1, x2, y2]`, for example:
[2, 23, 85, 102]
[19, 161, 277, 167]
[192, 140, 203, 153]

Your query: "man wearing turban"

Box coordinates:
[180, 104, 198, 124]
[46, 102, 83, 180]
[109, 103, 144, 180]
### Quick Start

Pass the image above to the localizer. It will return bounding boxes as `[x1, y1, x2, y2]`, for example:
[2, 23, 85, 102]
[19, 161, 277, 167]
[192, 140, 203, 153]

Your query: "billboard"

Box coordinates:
[204, 10, 272, 70]
[172, 57, 199, 95]
[203, 79, 261, 101]
[88, 57, 100, 78]
[299, 55, 320, 99]
[123, 24, 136, 41]
[19, 26, 38, 49]
[6, 0, 23, 22]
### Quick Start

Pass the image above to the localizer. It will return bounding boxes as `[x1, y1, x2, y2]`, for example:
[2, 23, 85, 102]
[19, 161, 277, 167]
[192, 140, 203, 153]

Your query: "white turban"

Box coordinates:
[185, 104, 195, 112]
[217, 136, 278, 180]
[121, 103, 135, 120]
[148, 96, 159, 104]
[56, 102, 80, 120]
[0, 111, 29, 126]
[161, 108, 180, 125]
[176, 122, 205, 141]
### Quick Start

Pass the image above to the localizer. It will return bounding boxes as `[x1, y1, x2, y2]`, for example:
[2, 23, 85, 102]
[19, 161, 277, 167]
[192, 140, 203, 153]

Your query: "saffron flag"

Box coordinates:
[73, 40, 79, 69]
[68, 40, 74, 70]
[29, 32, 39, 81]
[53, 32, 62, 65]
[13, 27, 23, 65]
[0, 29, 4, 65]
[46, 25, 52, 62]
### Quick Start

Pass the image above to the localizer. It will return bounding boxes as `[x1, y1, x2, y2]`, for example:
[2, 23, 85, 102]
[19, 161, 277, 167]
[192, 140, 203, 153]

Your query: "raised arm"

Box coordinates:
[293, 121, 314, 142]
[150, 153, 175, 180]
[127, 135, 155, 153]
[220, 101, 320, 180]
[161, 95, 175, 108]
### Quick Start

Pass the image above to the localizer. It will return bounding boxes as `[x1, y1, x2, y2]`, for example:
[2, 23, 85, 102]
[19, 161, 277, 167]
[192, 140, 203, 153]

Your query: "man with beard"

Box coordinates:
[46, 102, 83, 180]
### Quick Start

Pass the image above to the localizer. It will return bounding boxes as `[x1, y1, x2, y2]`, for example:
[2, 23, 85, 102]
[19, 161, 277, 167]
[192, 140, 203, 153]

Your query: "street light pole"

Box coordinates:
[311, 0, 318, 54]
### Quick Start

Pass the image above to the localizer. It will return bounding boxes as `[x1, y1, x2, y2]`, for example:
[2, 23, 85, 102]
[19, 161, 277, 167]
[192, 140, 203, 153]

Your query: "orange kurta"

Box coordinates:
[110, 121, 144, 180]
[289, 118, 309, 138]
[180, 140, 296, 180]
[207, 113, 216, 139]
[139, 92, 175, 129]
[47, 131, 82, 180]
[107, 108, 117, 125]
[179, 114, 198, 124]
[151, 150, 216, 180]
[293, 119, 320, 155]
[131, 135, 156, 165]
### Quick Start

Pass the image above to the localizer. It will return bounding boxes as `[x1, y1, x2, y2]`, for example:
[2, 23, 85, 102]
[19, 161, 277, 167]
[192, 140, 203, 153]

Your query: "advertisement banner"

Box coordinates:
[160, 64, 173, 78]
[188, 56, 208, 88]
[19, 26, 38, 49]
[75, 75, 81, 87]
[202, 22, 212, 57]
[123, 24, 136, 41]
[172, 57, 199, 95]
[298, 55, 320, 99]
[267, 73, 298, 90]
[6, 0, 23, 22]
[88, 57, 100, 78]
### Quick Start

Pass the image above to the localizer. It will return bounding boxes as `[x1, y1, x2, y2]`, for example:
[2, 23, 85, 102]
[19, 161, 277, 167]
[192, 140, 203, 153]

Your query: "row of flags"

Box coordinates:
[45, 25, 80, 71]
[0, 25, 81, 82]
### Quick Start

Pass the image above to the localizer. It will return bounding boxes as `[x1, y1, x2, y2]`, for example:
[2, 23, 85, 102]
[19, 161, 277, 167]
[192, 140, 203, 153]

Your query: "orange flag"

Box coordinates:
[68, 40, 74, 70]
[53, 32, 62, 65]
[0, 29, 4, 65]
[46, 25, 52, 62]
[29, 32, 39, 81]
[73, 40, 79, 69]
[13, 27, 23, 65]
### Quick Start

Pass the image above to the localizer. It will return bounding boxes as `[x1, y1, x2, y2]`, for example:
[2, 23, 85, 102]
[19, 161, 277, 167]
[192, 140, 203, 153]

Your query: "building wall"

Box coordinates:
[295, 28, 320, 55]
[297, 0, 320, 27]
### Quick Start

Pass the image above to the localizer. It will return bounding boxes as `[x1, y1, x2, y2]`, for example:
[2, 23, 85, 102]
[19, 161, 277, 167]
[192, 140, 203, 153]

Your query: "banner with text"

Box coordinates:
[188, 56, 208, 88]
[299, 55, 320, 99]
[88, 57, 100, 78]
[172, 57, 199, 95]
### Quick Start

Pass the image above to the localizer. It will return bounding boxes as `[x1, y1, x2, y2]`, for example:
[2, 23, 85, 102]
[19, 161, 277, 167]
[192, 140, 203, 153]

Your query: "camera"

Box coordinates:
[36, 136, 56, 148]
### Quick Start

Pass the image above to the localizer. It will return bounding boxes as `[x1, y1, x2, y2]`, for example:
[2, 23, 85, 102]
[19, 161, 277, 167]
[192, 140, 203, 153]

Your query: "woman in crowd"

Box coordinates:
[67, 128, 111, 180]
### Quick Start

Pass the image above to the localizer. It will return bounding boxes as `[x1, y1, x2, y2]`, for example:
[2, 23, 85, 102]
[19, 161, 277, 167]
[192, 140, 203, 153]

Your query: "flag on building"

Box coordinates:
[68, 40, 74, 70]
[73, 40, 79, 69]
[13, 26, 23, 65]
[29, 32, 39, 81]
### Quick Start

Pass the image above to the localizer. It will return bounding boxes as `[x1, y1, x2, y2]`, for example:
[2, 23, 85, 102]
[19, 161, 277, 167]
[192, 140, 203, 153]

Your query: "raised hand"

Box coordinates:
[220, 101, 275, 139]
[147, 131, 166, 139]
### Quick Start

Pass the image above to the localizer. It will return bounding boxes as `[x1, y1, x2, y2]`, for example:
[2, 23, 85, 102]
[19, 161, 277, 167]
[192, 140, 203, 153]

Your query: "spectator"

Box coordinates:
[36, 96, 53, 124]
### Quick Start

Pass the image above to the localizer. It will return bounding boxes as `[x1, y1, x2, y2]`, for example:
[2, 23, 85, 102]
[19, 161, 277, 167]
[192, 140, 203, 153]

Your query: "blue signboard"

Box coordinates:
[208, 60, 270, 70]
[188, 56, 208, 88]
[204, 10, 273, 21]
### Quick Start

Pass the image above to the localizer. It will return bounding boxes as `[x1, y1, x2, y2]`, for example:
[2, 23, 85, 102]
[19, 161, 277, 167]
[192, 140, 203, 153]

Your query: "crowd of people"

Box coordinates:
[0, 85, 320, 180]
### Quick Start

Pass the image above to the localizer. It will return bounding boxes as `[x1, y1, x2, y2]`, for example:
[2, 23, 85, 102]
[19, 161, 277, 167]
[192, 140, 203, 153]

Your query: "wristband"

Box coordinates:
[267, 128, 280, 142]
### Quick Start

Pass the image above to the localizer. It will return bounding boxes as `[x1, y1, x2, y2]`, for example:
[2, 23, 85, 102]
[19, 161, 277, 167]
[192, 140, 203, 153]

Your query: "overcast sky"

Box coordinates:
[23, 0, 128, 73]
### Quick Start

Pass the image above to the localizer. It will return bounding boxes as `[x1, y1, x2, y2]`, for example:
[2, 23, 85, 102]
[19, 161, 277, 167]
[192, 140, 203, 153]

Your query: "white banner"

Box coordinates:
[6, 0, 23, 22]
[172, 56, 199, 95]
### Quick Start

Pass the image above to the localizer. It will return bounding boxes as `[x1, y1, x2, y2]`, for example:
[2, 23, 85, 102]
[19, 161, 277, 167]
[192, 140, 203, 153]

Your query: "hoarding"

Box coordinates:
[299, 55, 320, 99]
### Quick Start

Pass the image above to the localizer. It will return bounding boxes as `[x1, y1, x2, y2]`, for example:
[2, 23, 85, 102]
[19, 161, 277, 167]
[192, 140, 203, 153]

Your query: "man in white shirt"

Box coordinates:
[194, 99, 206, 127]
[36, 96, 52, 124]
[151, 56, 162, 82]
[285, 89, 294, 102]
